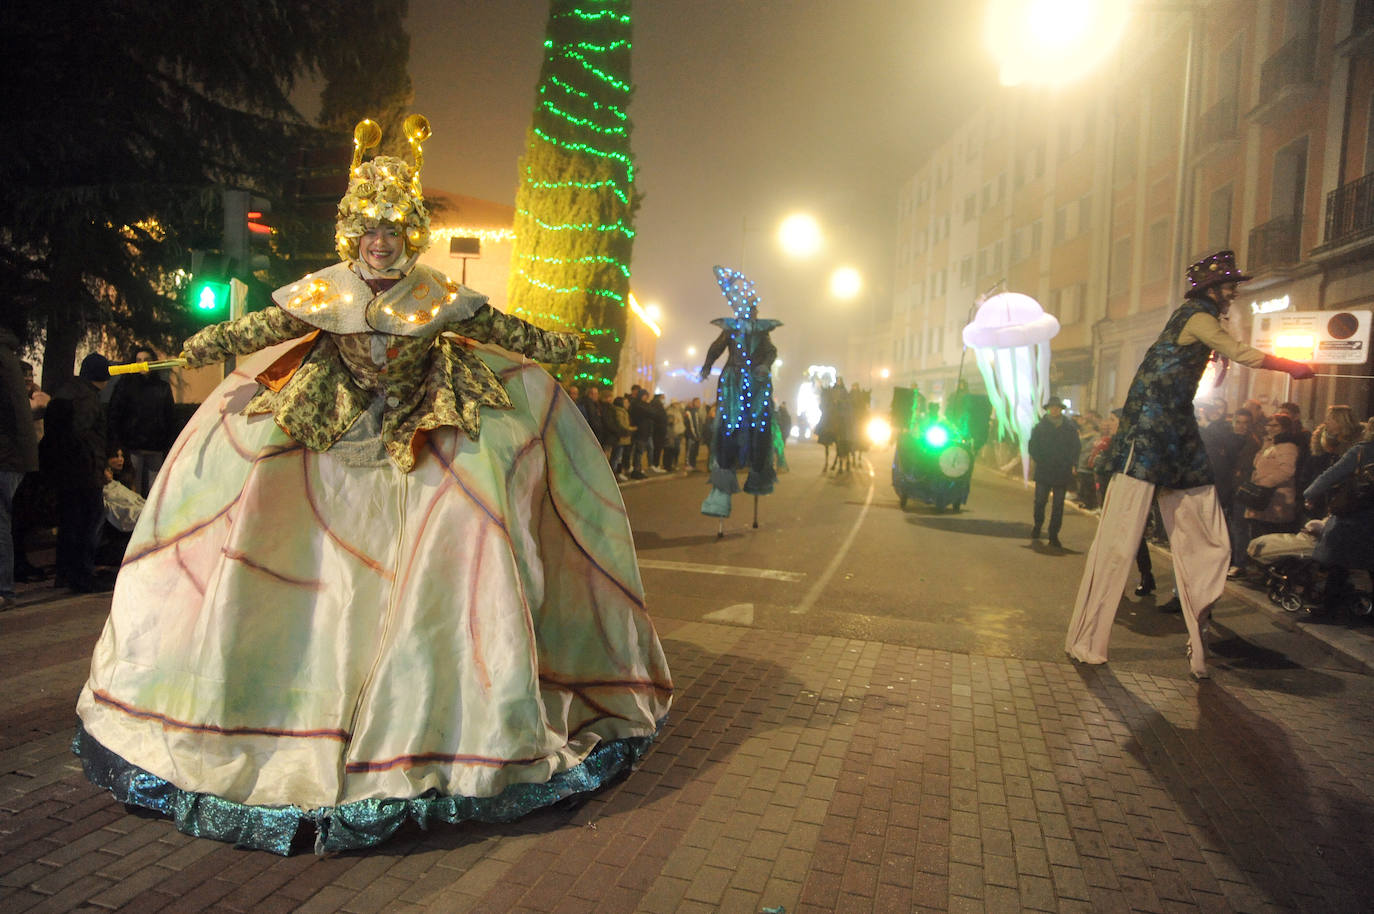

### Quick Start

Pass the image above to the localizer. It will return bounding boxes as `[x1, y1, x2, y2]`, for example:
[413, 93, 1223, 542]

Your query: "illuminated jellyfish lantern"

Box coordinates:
[961, 292, 1060, 480]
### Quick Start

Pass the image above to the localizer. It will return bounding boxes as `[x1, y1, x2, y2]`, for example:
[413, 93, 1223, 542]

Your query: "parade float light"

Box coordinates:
[866, 416, 893, 448]
[961, 291, 1060, 481]
[923, 424, 950, 449]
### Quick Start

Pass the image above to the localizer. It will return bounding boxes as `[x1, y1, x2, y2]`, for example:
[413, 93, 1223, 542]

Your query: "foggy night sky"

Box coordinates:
[403, 0, 996, 395]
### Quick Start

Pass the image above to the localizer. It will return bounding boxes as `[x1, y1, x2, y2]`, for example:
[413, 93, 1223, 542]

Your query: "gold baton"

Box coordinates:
[108, 358, 189, 375]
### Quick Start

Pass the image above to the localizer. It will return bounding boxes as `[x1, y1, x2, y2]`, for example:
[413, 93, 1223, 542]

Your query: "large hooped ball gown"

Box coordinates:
[73, 281, 673, 854]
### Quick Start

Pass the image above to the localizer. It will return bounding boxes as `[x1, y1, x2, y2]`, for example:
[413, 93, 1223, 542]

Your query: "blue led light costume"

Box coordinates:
[698, 266, 781, 516]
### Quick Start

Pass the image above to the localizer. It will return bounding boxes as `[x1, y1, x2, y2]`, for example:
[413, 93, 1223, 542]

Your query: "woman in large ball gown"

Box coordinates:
[73, 117, 672, 854]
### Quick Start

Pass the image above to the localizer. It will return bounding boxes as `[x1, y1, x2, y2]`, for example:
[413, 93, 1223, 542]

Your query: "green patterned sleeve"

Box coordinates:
[451, 304, 581, 363]
[180, 306, 316, 368]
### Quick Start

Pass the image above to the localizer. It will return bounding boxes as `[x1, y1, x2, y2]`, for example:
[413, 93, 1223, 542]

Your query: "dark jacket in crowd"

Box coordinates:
[576, 394, 607, 445]
[0, 328, 39, 475]
[1200, 419, 1243, 504]
[628, 394, 653, 442]
[1028, 415, 1080, 487]
[107, 371, 177, 453]
[648, 396, 668, 447]
[46, 365, 108, 491]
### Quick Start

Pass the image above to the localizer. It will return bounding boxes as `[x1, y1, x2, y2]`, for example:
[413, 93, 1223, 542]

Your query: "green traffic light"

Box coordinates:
[188, 278, 230, 316]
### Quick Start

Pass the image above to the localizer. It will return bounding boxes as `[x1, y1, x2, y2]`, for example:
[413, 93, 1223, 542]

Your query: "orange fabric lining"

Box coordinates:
[255, 331, 320, 392]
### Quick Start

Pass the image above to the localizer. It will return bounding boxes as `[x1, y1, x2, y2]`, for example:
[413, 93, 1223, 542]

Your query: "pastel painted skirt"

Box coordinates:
[74, 340, 672, 854]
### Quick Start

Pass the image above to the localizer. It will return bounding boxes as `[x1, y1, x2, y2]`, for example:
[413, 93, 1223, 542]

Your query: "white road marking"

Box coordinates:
[791, 467, 876, 614]
[636, 559, 805, 582]
[704, 603, 755, 625]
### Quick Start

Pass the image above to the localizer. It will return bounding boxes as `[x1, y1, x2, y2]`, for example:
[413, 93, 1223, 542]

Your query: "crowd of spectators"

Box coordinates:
[1, 340, 173, 607]
[564, 383, 715, 482]
[1072, 396, 1374, 617]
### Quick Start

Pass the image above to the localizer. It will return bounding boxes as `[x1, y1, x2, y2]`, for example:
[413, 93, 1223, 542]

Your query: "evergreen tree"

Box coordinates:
[1, 0, 409, 387]
[508, 0, 639, 388]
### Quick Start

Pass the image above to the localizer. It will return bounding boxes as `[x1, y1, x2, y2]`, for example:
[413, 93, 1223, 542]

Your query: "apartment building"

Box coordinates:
[889, 0, 1374, 421]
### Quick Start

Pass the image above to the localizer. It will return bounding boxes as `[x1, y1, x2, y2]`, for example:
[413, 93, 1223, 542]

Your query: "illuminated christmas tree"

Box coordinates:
[508, 0, 637, 388]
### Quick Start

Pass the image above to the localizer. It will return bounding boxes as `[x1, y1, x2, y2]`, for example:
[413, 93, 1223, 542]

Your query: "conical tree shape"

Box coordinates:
[508, 0, 638, 388]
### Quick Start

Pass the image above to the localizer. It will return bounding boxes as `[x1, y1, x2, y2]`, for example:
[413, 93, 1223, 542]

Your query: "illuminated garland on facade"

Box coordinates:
[508, 0, 637, 388]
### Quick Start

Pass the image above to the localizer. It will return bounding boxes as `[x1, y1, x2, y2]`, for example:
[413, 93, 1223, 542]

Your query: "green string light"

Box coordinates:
[509, 0, 635, 389]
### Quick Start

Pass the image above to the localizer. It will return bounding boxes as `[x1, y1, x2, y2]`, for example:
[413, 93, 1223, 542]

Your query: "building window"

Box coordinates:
[1144, 219, 1169, 281]
[1272, 135, 1309, 217]
[1030, 220, 1043, 253]
[1054, 205, 1069, 244]
[964, 193, 978, 222]
[1109, 236, 1133, 295]
[1207, 184, 1233, 250]
[1078, 194, 1093, 234]
[960, 256, 973, 287]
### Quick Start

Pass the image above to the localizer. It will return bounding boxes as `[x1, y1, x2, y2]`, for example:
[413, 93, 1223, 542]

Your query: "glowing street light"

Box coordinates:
[985, 0, 1129, 87]
[778, 213, 823, 258]
[829, 266, 863, 300]
[686, 345, 697, 358]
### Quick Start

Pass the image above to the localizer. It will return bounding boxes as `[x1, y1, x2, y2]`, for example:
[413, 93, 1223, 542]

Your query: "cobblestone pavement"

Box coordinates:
[3, 591, 1374, 913]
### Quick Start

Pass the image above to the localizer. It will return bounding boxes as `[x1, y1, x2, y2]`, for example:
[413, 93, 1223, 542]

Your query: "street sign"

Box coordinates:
[1250, 309, 1371, 364]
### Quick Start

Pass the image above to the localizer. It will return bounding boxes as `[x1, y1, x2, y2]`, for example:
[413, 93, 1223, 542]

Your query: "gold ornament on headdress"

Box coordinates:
[351, 119, 382, 173]
[403, 114, 431, 190]
[335, 115, 433, 263]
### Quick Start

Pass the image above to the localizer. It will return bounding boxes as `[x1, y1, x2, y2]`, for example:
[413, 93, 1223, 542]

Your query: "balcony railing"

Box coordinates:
[1195, 96, 1238, 151]
[1321, 171, 1374, 246]
[1248, 214, 1303, 272]
[1257, 34, 1317, 107]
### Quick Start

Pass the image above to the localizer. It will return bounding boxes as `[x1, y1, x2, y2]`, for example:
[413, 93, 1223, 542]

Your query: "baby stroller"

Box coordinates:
[1246, 521, 1374, 617]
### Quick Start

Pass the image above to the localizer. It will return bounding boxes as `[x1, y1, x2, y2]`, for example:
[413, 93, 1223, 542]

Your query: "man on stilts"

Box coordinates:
[1065, 250, 1314, 679]
[697, 265, 782, 533]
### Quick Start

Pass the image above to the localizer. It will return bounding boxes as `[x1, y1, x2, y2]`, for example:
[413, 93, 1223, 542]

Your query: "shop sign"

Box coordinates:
[1250, 310, 1371, 364]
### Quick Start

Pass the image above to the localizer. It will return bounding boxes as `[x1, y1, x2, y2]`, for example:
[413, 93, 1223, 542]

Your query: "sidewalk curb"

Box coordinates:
[1053, 488, 1374, 675]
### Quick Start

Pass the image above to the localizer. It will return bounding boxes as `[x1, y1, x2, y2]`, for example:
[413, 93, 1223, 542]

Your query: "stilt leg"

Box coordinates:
[752, 495, 759, 529]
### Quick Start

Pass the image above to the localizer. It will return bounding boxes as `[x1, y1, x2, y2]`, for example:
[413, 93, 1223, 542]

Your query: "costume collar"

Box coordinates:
[272, 262, 486, 336]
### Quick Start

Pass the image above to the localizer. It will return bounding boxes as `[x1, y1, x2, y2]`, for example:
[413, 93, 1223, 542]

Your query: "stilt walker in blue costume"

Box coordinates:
[697, 266, 782, 534]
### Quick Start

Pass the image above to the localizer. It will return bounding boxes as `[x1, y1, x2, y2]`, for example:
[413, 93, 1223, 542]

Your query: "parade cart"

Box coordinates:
[889, 387, 975, 512]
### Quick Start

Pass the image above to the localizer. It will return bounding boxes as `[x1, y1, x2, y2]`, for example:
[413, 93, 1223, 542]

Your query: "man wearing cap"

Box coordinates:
[1065, 250, 1314, 679]
[1028, 397, 1080, 548]
[45, 352, 112, 591]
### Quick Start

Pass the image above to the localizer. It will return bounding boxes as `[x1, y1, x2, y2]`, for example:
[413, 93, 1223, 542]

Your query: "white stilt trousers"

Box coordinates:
[1065, 473, 1229, 676]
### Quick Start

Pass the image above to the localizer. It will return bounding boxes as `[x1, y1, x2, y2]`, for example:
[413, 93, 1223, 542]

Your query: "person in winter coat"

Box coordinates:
[1, 323, 40, 608]
[1302, 424, 1374, 614]
[44, 353, 112, 593]
[1243, 412, 1304, 537]
[648, 393, 668, 472]
[106, 346, 177, 496]
[663, 400, 685, 472]
[1027, 397, 1079, 548]
[608, 396, 633, 480]
[627, 388, 653, 478]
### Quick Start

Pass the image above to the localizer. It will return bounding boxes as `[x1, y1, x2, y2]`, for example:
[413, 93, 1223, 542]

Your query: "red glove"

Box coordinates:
[1261, 354, 1315, 379]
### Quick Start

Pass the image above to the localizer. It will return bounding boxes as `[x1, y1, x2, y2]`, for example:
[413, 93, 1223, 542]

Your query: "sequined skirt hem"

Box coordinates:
[72, 720, 658, 855]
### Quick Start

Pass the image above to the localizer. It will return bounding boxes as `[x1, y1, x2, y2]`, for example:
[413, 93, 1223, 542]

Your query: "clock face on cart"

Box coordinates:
[938, 446, 972, 479]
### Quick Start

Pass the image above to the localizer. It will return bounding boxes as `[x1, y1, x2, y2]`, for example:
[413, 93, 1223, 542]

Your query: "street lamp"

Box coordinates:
[985, 0, 1129, 87]
[777, 213, 823, 259]
[829, 266, 863, 300]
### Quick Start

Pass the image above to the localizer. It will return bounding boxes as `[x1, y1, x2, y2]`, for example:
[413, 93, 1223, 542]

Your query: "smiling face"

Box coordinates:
[359, 223, 404, 271]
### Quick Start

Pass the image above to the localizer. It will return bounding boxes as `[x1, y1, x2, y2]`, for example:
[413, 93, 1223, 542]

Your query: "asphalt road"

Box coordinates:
[623, 440, 1374, 696]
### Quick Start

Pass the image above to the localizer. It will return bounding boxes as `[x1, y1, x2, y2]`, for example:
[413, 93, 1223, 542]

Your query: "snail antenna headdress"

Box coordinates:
[335, 115, 433, 263]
